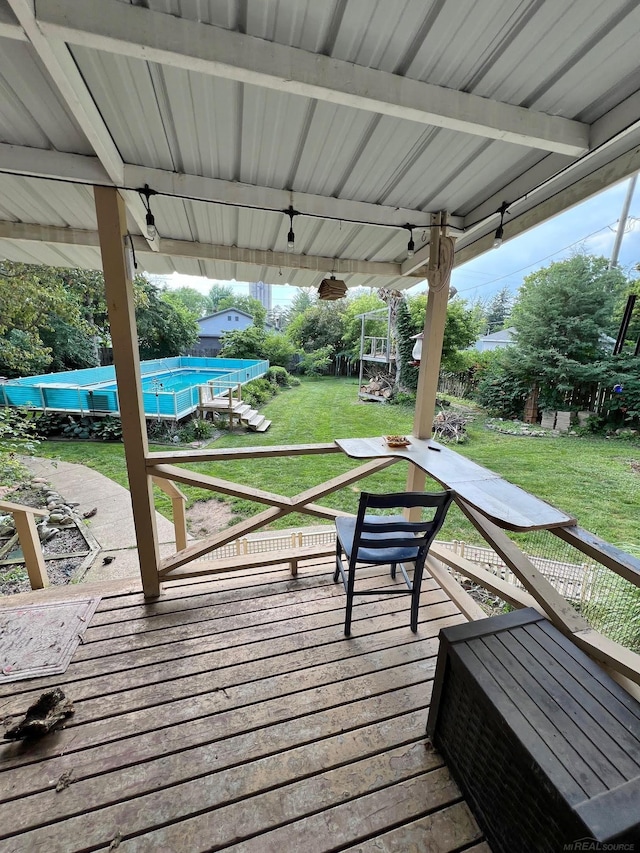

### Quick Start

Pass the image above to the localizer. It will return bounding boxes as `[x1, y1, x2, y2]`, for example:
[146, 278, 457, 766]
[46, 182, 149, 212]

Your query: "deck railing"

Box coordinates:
[145, 441, 640, 698]
[0, 500, 49, 589]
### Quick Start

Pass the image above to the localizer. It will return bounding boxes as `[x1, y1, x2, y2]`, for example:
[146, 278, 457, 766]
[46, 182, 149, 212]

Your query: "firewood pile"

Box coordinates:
[432, 409, 471, 443]
[360, 373, 394, 399]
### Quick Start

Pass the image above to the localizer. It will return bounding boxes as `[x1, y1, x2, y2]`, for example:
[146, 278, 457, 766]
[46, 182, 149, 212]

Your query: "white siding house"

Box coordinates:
[474, 327, 516, 352]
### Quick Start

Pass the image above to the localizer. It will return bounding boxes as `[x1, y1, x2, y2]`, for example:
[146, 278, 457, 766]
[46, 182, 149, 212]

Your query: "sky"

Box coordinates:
[158, 176, 640, 309]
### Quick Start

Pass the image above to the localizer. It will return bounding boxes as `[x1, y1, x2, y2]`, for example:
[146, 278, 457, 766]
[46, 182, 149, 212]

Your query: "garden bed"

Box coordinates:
[0, 482, 99, 596]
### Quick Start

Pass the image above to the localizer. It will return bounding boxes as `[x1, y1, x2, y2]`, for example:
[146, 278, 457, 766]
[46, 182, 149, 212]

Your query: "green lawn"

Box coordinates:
[37, 377, 640, 549]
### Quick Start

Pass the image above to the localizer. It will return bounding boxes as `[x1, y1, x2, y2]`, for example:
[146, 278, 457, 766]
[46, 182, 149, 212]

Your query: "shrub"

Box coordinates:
[388, 391, 416, 407]
[266, 366, 293, 387]
[61, 416, 93, 439]
[243, 378, 277, 407]
[299, 345, 333, 377]
[32, 411, 68, 437]
[147, 419, 179, 443]
[474, 354, 529, 418]
[0, 408, 39, 485]
[178, 417, 215, 442]
[91, 417, 123, 442]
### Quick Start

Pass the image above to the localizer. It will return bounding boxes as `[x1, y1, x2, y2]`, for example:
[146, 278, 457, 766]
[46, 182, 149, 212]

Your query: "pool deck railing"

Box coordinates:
[0, 357, 269, 420]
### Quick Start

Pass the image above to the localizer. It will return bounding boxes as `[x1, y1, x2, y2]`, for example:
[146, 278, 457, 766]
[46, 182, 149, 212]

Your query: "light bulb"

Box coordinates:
[287, 228, 295, 250]
[146, 211, 157, 240]
[492, 225, 503, 249]
[407, 237, 415, 258]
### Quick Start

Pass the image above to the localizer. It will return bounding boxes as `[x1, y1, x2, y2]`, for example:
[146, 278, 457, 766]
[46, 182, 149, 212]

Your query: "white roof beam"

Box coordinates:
[37, 0, 590, 157]
[124, 165, 458, 230]
[0, 219, 425, 280]
[0, 142, 111, 184]
[6, 0, 158, 250]
[0, 3, 26, 40]
[0, 145, 459, 230]
[454, 143, 640, 267]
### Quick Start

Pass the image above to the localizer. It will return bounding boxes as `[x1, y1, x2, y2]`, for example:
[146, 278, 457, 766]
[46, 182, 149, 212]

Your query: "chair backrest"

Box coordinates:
[354, 489, 455, 558]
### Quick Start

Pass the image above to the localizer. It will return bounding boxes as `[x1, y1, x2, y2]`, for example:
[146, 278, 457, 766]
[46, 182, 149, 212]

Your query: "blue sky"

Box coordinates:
[164, 176, 640, 308]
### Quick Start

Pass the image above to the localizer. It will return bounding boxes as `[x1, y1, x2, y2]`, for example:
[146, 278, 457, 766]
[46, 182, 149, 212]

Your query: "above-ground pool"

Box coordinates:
[0, 357, 269, 420]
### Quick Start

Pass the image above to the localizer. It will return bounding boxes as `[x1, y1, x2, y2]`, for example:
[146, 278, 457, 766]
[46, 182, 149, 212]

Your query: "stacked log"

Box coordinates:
[360, 374, 393, 399]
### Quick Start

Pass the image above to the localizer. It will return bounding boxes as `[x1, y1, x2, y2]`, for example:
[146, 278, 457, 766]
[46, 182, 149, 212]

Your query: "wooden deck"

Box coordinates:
[0, 557, 491, 852]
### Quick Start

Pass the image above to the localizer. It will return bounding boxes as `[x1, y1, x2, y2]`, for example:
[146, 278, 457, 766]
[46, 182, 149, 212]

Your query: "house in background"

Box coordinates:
[192, 308, 255, 356]
[474, 327, 516, 352]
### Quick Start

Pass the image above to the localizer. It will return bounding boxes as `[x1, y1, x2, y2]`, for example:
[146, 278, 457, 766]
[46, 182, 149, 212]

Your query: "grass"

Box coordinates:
[35, 377, 640, 549]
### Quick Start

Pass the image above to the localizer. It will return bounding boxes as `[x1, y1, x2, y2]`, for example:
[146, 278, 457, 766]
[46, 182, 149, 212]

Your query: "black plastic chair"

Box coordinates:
[333, 490, 455, 636]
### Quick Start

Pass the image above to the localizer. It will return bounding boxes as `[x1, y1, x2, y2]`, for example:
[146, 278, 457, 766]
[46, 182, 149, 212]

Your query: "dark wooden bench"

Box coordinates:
[427, 608, 640, 851]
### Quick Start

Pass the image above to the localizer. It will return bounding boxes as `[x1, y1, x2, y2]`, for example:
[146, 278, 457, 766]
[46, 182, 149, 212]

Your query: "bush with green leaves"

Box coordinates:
[32, 411, 69, 437]
[266, 366, 293, 387]
[242, 378, 277, 407]
[0, 407, 40, 485]
[146, 418, 179, 443]
[299, 345, 333, 377]
[178, 417, 215, 442]
[474, 352, 530, 418]
[61, 416, 93, 439]
[388, 390, 416, 407]
[91, 417, 123, 442]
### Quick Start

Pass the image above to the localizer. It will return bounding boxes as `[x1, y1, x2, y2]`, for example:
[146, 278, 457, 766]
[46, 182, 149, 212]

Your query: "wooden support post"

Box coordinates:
[151, 476, 188, 552]
[407, 212, 454, 498]
[94, 185, 161, 597]
[13, 509, 48, 590]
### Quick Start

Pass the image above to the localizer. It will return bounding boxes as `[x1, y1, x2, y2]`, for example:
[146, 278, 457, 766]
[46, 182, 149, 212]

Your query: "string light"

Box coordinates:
[137, 184, 158, 240]
[406, 225, 415, 258]
[285, 205, 297, 251]
[493, 201, 509, 249]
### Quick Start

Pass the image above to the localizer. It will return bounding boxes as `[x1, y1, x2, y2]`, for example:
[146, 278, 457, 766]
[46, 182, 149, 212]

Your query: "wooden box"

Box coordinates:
[427, 608, 640, 852]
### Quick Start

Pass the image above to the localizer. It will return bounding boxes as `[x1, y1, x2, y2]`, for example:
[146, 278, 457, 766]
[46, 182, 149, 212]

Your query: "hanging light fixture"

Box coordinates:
[137, 184, 158, 240]
[493, 201, 509, 249]
[318, 274, 347, 300]
[406, 225, 415, 258]
[285, 205, 297, 251]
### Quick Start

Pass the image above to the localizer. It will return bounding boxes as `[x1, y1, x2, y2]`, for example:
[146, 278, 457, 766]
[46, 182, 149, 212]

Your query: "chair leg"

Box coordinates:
[333, 539, 341, 582]
[410, 562, 425, 633]
[390, 562, 397, 579]
[344, 561, 356, 637]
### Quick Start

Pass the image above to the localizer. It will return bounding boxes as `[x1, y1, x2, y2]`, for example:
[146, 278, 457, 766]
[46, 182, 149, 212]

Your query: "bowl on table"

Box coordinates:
[384, 435, 411, 448]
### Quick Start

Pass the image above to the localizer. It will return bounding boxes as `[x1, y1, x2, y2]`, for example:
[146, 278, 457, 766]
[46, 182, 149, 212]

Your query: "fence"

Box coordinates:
[0, 357, 269, 420]
[439, 533, 640, 652]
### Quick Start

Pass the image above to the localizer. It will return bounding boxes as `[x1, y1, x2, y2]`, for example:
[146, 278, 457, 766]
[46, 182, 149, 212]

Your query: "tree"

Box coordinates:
[395, 298, 418, 391]
[208, 284, 235, 310]
[135, 279, 199, 358]
[0, 262, 98, 377]
[162, 286, 211, 318]
[341, 292, 387, 360]
[216, 294, 267, 328]
[407, 294, 481, 370]
[511, 254, 628, 408]
[286, 301, 347, 353]
[218, 326, 266, 360]
[261, 332, 299, 369]
[484, 286, 514, 334]
[287, 288, 316, 320]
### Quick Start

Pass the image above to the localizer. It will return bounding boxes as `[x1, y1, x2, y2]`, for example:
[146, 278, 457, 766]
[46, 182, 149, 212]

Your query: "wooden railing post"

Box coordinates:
[151, 476, 188, 552]
[0, 501, 50, 590]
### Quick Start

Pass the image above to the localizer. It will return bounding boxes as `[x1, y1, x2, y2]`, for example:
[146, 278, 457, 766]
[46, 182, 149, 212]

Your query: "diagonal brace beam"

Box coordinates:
[159, 457, 398, 575]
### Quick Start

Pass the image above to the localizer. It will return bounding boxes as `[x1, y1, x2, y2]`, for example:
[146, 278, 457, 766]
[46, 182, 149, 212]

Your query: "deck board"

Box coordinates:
[0, 557, 490, 852]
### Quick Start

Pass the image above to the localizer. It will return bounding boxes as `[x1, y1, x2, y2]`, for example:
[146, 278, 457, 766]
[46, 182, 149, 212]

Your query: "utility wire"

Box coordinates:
[455, 220, 627, 294]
